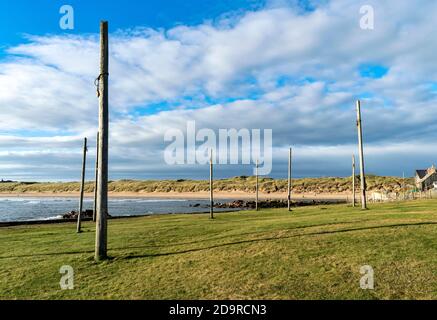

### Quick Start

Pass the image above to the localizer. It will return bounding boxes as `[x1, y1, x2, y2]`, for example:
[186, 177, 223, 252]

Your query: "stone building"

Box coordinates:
[415, 165, 437, 191]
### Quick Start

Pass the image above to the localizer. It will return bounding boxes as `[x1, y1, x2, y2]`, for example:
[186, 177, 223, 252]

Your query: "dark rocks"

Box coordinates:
[62, 210, 111, 219]
[214, 199, 344, 209]
[63, 210, 91, 219]
[215, 200, 286, 209]
[189, 203, 210, 208]
[62, 211, 77, 219]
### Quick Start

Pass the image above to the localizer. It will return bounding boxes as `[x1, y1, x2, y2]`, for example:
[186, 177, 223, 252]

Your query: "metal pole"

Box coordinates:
[77, 137, 87, 233]
[95, 21, 109, 261]
[356, 100, 367, 210]
[93, 132, 99, 222]
[210, 149, 214, 219]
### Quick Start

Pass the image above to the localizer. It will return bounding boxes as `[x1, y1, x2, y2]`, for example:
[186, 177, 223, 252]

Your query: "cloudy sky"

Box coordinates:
[1, 0, 437, 181]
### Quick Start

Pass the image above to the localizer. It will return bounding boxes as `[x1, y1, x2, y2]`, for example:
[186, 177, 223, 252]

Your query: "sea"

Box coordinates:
[0, 197, 232, 223]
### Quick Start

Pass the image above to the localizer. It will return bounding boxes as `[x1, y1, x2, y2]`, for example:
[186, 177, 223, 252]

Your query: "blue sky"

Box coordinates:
[0, 0, 264, 50]
[1, 0, 437, 181]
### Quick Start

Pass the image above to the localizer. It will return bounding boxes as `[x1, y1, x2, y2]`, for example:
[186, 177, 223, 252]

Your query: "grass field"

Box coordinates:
[0, 200, 435, 300]
[0, 175, 413, 194]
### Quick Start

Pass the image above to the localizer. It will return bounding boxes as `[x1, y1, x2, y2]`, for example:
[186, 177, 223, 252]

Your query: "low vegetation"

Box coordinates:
[0, 175, 414, 194]
[0, 200, 435, 299]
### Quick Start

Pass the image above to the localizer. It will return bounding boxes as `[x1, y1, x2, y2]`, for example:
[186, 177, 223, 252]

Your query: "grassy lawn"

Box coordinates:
[0, 200, 436, 300]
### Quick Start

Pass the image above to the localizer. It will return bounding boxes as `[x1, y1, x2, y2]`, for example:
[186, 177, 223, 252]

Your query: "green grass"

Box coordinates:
[0, 200, 435, 300]
[0, 175, 414, 194]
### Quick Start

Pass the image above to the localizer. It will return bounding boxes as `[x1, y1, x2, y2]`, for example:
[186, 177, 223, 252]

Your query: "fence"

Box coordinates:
[348, 189, 437, 204]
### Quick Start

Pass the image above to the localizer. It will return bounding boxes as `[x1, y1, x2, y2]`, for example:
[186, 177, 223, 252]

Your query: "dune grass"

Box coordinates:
[0, 175, 414, 195]
[0, 200, 435, 300]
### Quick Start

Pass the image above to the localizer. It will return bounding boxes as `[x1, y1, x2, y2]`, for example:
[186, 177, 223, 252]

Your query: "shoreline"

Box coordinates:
[0, 210, 238, 228]
[0, 191, 350, 201]
[0, 192, 349, 227]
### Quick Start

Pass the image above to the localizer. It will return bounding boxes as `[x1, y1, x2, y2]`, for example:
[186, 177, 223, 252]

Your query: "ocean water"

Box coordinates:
[0, 197, 230, 222]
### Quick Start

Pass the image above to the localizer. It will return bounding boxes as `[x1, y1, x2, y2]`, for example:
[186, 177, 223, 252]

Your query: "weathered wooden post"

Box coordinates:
[352, 154, 356, 207]
[288, 147, 292, 211]
[210, 149, 214, 219]
[356, 100, 367, 210]
[93, 132, 99, 222]
[77, 137, 88, 233]
[256, 159, 259, 211]
[95, 21, 109, 261]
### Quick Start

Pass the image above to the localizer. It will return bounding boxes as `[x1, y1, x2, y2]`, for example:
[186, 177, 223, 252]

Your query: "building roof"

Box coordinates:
[416, 170, 427, 179]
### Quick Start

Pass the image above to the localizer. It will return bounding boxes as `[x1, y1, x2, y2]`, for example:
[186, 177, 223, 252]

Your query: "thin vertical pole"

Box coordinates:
[93, 132, 99, 222]
[402, 171, 405, 201]
[95, 21, 109, 261]
[77, 137, 87, 233]
[288, 148, 292, 211]
[356, 100, 367, 210]
[352, 154, 356, 207]
[210, 149, 214, 219]
[256, 159, 259, 211]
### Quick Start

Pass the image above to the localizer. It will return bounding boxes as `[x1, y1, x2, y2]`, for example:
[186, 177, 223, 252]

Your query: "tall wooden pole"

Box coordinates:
[288, 148, 292, 211]
[93, 132, 99, 222]
[210, 149, 214, 219]
[77, 137, 87, 233]
[256, 159, 259, 211]
[356, 100, 367, 210]
[352, 154, 356, 207]
[95, 21, 109, 261]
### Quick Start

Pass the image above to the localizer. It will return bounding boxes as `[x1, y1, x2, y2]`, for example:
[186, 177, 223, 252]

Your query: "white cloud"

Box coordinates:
[2, 0, 437, 180]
